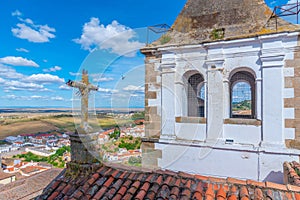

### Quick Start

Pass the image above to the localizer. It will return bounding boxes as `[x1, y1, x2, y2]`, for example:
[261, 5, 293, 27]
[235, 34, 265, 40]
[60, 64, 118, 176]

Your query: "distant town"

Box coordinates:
[0, 109, 144, 187]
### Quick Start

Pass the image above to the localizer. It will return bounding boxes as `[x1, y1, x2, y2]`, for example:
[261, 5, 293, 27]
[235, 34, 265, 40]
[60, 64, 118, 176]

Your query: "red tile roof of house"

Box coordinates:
[0, 168, 62, 200]
[37, 163, 300, 200]
[20, 166, 46, 175]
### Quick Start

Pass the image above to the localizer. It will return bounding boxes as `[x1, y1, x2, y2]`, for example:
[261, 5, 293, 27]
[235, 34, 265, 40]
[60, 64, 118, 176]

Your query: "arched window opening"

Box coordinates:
[230, 71, 255, 119]
[188, 73, 205, 117]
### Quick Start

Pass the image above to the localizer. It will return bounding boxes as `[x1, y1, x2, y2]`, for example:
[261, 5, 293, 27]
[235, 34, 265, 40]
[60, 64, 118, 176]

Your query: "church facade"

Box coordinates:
[141, 0, 300, 182]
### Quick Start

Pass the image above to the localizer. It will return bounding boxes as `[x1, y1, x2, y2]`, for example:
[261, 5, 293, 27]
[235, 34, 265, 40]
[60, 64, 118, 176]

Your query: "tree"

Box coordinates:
[109, 126, 120, 139]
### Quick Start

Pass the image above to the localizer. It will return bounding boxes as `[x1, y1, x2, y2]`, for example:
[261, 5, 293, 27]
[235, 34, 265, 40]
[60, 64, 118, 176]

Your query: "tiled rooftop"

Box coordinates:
[284, 161, 300, 187]
[0, 168, 62, 200]
[38, 163, 300, 200]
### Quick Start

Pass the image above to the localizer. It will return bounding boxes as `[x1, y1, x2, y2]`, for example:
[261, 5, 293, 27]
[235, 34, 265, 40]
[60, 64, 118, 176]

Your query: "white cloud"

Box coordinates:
[16, 48, 29, 53]
[0, 65, 25, 79]
[11, 13, 56, 43]
[93, 77, 114, 82]
[43, 65, 62, 72]
[59, 84, 71, 90]
[24, 74, 65, 84]
[12, 23, 56, 43]
[123, 85, 144, 92]
[31, 95, 43, 99]
[12, 10, 22, 17]
[51, 96, 64, 101]
[19, 18, 34, 25]
[98, 87, 118, 93]
[73, 18, 144, 57]
[3, 95, 48, 101]
[69, 72, 81, 76]
[0, 56, 39, 67]
[4, 80, 48, 91]
[0, 65, 65, 93]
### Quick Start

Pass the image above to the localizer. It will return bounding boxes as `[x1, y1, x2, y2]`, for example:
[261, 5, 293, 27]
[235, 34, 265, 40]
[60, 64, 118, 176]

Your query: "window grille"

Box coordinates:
[230, 71, 255, 119]
[188, 73, 205, 117]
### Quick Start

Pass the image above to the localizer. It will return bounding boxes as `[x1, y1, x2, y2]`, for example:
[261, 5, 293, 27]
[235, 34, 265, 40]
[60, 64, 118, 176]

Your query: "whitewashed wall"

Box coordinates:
[155, 32, 300, 181]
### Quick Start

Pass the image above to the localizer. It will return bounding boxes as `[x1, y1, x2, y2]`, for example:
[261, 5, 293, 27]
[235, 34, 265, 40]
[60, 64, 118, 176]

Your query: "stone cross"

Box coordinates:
[66, 69, 98, 131]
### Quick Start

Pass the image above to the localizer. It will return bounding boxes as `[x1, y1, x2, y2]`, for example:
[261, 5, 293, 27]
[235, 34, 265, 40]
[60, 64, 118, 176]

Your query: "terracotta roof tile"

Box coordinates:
[213, 183, 220, 191]
[93, 186, 107, 199]
[111, 193, 122, 200]
[247, 179, 265, 188]
[38, 163, 300, 200]
[158, 185, 171, 198]
[87, 185, 99, 197]
[128, 182, 139, 194]
[135, 189, 147, 200]
[254, 188, 264, 200]
[50, 180, 61, 190]
[178, 171, 195, 179]
[266, 181, 288, 191]
[127, 173, 136, 180]
[111, 170, 119, 178]
[239, 186, 249, 199]
[61, 184, 72, 195]
[122, 179, 132, 188]
[132, 180, 141, 189]
[164, 175, 173, 185]
[92, 172, 99, 180]
[112, 179, 123, 190]
[286, 192, 293, 199]
[295, 193, 300, 200]
[103, 176, 114, 188]
[48, 191, 59, 200]
[193, 191, 203, 199]
[141, 182, 150, 191]
[95, 176, 107, 186]
[227, 177, 247, 185]
[195, 174, 209, 181]
[155, 175, 163, 185]
[181, 188, 191, 198]
[206, 183, 215, 200]
[117, 186, 128, 196]
[136, 173, 145, 181]
[170, 186, 180, 198]
[173, 178, 181, 187]
[123, 192, 133, 200]
[288, 184, 300, 192]
[118, 171, 128, 179]
[145, 190, 156, 199]
[72, 190, 83, 199]
[106, 187, 117, 199]
[209, 177, 227, 184]
[97, 166, 107, 174]
[217, 186, 227, 200]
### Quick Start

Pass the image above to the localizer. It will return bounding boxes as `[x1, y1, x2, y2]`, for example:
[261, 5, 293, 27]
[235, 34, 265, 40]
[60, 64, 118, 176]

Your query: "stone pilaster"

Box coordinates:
[260, 53, 285, 147]
[140, 48, 162, 169]
[285, 35, 300, 149]
[206, 59, 225, 141]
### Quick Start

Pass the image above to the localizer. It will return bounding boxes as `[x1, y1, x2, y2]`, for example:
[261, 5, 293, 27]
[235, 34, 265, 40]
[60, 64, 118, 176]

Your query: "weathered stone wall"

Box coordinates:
[285, 35, 300, 149]
[141, 49, 162, 168]
[155, 0, 299, 46]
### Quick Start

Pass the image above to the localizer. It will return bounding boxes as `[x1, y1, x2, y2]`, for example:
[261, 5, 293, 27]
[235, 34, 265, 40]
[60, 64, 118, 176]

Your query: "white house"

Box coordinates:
[141, 0, 300, 183]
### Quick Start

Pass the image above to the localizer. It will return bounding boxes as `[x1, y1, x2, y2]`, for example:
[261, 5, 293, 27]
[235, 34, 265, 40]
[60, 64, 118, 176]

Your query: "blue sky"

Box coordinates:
[0, 0, 295, 108]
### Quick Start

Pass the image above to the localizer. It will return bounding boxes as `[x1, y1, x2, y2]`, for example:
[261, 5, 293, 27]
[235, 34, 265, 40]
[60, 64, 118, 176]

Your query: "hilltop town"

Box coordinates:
[0, 110, 144, 197]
